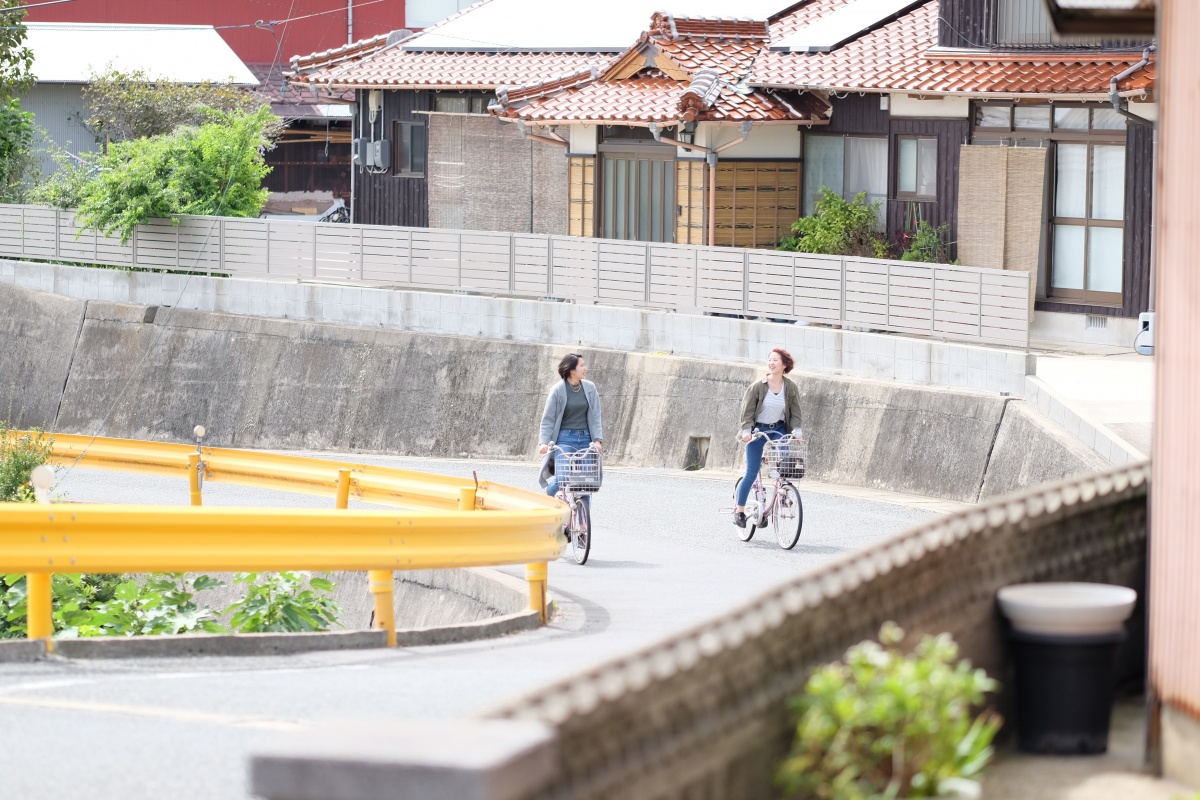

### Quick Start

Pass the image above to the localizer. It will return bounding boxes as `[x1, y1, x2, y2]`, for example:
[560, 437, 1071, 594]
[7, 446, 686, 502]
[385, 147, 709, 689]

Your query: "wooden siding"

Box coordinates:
[676, 161, 706, 245]
[826, 93, 890, 135]
[1035, 122, 1154, 319]
[568, 157, 595, 237]
[712, 162, 802, 248]
[264, 138, 352, 201]
[938, 0, 995, 49]
[886, 118, 971, 260]
[353, 89, 429, 228]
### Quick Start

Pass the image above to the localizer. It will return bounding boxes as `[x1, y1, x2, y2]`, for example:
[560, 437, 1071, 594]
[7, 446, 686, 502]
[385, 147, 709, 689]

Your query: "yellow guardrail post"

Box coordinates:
[26, 465, 56, 649]
[526, 562, 548, 624]
[458, 486, 476, 511]
[188, 453, 202, 507]
[26, 573, 53, 647]
[337, 467, 397, 648]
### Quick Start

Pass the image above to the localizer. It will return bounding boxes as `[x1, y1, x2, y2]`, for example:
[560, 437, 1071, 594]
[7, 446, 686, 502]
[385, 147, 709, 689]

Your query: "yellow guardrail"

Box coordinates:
[0, 432, 569, 649]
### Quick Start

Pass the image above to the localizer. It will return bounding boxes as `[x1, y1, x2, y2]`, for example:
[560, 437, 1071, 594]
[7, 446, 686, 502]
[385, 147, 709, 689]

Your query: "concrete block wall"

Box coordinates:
[1023, 376, 1145, 466]
[0, 260, 1032, 398]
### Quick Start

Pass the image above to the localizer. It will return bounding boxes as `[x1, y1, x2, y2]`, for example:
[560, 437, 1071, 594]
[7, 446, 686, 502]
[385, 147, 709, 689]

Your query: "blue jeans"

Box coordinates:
[546, 429, 593, 510]
[736, 421, 786, 506]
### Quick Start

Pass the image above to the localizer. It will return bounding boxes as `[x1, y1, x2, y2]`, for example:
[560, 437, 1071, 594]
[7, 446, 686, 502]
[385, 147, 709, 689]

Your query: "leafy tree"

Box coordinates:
[26, 144, 97, 208]
[73, 105, 277, 242]
[779, 187, 890, 259]
[0, 0, 34, 99]
[83, 68, 273, 143]
[0, 95, 35, 202]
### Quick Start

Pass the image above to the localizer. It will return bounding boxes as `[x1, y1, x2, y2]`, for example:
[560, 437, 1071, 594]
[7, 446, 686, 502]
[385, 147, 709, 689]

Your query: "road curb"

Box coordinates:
[53, 629, 388, 659]
[0, 639, 48, 663]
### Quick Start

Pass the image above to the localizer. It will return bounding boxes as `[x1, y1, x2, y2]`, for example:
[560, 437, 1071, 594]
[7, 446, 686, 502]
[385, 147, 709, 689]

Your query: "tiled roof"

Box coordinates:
[492, 73, 821, 124]
[754, 0, 1156, 96]
[250, 63, 353, 108]
[290, 48, 609, 89]
[492, 11, 831, 126]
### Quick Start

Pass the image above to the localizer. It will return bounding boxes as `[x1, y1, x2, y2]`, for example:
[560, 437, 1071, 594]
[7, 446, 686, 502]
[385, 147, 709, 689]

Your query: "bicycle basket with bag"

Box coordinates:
[559, 448, 603, 493]
[766, 437, 807, 480]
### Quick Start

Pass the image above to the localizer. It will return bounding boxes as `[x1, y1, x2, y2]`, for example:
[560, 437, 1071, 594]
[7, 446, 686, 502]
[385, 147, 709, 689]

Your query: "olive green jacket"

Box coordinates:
[738, 377, 803, 434]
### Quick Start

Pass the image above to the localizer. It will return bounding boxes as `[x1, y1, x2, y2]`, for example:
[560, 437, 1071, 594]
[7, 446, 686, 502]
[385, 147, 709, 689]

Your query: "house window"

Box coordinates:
[1051, 142, 1125, 304]
[392, 120, 426, 177]
[896, 136, 937, 201]
[972, 102, 1128, 306]
[803, 134, 887, 229]
[432, 93, 491, 114]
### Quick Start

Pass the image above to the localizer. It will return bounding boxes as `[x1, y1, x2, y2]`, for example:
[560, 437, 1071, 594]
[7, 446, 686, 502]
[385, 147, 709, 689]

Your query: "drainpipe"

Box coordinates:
[651, 121, 752, 246]
[347, 0, 353, 44]
[1109, 44, 1154, 126]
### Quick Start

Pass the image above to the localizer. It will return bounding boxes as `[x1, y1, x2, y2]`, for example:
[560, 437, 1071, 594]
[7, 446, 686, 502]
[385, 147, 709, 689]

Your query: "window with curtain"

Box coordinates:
[896, 136, 938, 201]
[803, 135, 887, 229]
[972, 102, 1128, 307]
[392, 120, 427, 177]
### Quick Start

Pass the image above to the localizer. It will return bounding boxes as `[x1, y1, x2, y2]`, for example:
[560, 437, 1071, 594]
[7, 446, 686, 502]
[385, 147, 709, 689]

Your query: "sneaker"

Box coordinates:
[733, 511, 747, 528]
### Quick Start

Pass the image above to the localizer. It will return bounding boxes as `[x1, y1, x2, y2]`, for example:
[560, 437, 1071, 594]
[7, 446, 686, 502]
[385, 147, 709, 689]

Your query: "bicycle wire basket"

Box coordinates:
[764, 436, 807, 480]
[557, 447, 604, 494]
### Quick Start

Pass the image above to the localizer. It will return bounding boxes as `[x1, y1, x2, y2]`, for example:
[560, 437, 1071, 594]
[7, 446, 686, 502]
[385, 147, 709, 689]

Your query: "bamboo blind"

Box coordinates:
[568, 157, 595, 237]
[675, 161, 706, 245]
[712, 161, 802, 248]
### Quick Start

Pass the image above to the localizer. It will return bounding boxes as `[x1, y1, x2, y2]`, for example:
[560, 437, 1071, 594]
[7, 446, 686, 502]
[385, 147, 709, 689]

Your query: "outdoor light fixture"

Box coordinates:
[678, 120, 697, 144]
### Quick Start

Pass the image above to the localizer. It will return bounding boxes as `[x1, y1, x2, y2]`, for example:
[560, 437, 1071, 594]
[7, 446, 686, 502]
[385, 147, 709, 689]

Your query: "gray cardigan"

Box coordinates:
[539, 379, 603, 445]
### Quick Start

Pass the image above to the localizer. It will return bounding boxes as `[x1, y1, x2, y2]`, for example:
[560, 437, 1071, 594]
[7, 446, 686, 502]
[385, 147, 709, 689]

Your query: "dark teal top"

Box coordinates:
[560, 383, 590, 431]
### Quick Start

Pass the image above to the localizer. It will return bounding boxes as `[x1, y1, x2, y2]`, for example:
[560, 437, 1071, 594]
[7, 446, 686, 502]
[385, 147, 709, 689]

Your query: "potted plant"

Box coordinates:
[777, 623, 1000, 800]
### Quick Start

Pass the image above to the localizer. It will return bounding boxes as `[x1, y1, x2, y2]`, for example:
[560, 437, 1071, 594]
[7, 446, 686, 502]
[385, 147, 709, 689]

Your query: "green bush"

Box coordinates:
[778, 623, 1000, 800]
[73, 105, 277, 243]
[27, 145, 98, 209]
[225, 572, 340, 633]
[0, 423, 52, 502]
[899, 219, 954, 264]
[780, 187, 890, 259]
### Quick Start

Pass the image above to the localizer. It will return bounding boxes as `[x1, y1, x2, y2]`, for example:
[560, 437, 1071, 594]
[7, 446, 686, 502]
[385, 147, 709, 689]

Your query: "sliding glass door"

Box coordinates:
[599, 145, 677, 243]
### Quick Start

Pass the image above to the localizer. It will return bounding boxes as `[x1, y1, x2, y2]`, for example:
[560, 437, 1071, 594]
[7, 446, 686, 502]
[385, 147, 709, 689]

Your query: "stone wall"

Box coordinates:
[0, 282, 1108, 502]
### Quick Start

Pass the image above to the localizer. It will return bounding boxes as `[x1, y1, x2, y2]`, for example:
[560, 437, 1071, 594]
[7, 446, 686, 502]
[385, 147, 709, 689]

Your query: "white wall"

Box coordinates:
[887, 94, 970, 118]
[696, 123, 801, 159]
[568, 124, 597, 156]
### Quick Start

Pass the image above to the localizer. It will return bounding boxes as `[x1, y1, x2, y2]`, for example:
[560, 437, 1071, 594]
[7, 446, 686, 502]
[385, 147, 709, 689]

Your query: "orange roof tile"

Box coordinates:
[754, 0, 1156, 97]
[493, 72, 822, 124]
[291, 49, 610, 89]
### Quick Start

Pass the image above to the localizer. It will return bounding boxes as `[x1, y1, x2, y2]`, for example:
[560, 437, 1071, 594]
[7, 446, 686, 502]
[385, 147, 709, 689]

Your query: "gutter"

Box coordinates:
[1109, 44, 1155, 126]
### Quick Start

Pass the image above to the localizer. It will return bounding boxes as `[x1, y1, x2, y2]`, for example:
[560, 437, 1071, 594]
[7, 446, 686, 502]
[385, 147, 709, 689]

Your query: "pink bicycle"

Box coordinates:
[732, 431, 806, 549]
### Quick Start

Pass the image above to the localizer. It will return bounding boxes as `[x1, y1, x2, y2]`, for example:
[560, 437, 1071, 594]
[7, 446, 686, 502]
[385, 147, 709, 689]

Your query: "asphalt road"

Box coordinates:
[0, 455, 939, 800]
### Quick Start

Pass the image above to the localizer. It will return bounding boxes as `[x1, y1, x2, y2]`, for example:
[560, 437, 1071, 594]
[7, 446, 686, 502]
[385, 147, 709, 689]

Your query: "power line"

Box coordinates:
[3, 0, 396, 33]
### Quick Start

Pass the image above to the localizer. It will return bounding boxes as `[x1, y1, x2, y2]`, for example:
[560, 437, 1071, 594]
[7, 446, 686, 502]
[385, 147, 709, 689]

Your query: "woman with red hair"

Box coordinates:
[733, 347, 803, 529]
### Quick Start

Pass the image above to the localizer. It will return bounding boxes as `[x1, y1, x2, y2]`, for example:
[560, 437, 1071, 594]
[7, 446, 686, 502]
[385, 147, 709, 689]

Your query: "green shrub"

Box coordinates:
[778, 623, 1000, 800]
[0, 423, 52, 502]
[73, 105, 277, 243]
[899, 219, 954, 264]
[780, 187, 890, 259]
[0, 573, 225, 638]
[225, 572, 340, 633]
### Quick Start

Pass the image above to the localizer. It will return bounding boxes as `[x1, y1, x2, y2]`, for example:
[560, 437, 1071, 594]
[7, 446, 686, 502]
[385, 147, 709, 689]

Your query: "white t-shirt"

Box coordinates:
[756, 388, 786, 425]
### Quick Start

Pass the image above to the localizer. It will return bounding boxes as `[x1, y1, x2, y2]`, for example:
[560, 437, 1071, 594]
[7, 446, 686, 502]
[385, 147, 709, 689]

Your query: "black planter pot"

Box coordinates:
[1009, 628, 1125, 754]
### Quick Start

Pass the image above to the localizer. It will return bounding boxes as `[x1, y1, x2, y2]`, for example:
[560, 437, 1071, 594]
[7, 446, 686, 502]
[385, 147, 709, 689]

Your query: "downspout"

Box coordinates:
[1108, 44, 1157, 312]
[1109, 44, 1154, 126]
[347, 0, 353, 44]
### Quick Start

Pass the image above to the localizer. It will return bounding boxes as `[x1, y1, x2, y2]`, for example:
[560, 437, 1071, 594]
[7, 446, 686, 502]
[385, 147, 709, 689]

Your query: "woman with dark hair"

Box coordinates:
[733, 347, 802, 528]
[537, 353, 603, 500]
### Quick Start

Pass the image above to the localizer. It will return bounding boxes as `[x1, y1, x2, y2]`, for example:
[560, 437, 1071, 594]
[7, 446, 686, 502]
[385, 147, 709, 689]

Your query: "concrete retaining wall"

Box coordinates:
[0, 281, 1101, 502]
[0, 259, 1032, 398]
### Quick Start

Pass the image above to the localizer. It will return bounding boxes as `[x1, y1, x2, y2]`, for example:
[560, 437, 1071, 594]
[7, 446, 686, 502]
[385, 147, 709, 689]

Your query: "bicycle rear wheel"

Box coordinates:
[732, 477, 757, 542]
[570, 500, 592, 565]
[774, 482, 803, 550]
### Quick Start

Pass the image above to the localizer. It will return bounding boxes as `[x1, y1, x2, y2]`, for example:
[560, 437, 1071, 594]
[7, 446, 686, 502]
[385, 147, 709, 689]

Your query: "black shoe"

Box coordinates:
[733, 512, 747, 528]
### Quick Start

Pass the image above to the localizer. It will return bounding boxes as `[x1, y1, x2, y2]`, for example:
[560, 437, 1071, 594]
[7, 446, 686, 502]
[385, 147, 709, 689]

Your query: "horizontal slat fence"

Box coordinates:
[0, 204, 1030, 346]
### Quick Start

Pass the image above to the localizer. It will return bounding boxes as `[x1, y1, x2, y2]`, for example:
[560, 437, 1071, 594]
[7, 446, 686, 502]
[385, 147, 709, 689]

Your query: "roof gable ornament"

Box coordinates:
[678, 67, 723, 122]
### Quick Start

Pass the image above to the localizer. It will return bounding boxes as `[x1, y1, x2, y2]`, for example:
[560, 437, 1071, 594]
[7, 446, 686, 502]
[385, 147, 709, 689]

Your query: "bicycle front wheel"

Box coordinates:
[733, 477, 756, 542]
[571, 500, 592, 565]
[774, 482, 804, 550]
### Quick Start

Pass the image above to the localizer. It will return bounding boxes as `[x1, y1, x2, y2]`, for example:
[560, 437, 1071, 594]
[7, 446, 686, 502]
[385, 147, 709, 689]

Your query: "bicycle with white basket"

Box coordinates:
[732, 431, 807, 549]
[547, 442, 603, 564]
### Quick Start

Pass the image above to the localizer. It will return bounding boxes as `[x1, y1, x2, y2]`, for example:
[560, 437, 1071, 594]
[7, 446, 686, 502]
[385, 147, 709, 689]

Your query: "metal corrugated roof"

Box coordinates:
[25, 23, 259, 85]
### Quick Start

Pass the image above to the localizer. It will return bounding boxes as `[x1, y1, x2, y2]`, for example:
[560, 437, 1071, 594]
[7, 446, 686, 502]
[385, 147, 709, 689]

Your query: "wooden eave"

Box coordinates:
[603, 43, 689, 82]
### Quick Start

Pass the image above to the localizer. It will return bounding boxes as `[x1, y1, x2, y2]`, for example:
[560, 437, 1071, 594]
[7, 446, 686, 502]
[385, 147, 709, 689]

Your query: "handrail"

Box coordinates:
[0, 431, 569, 649]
